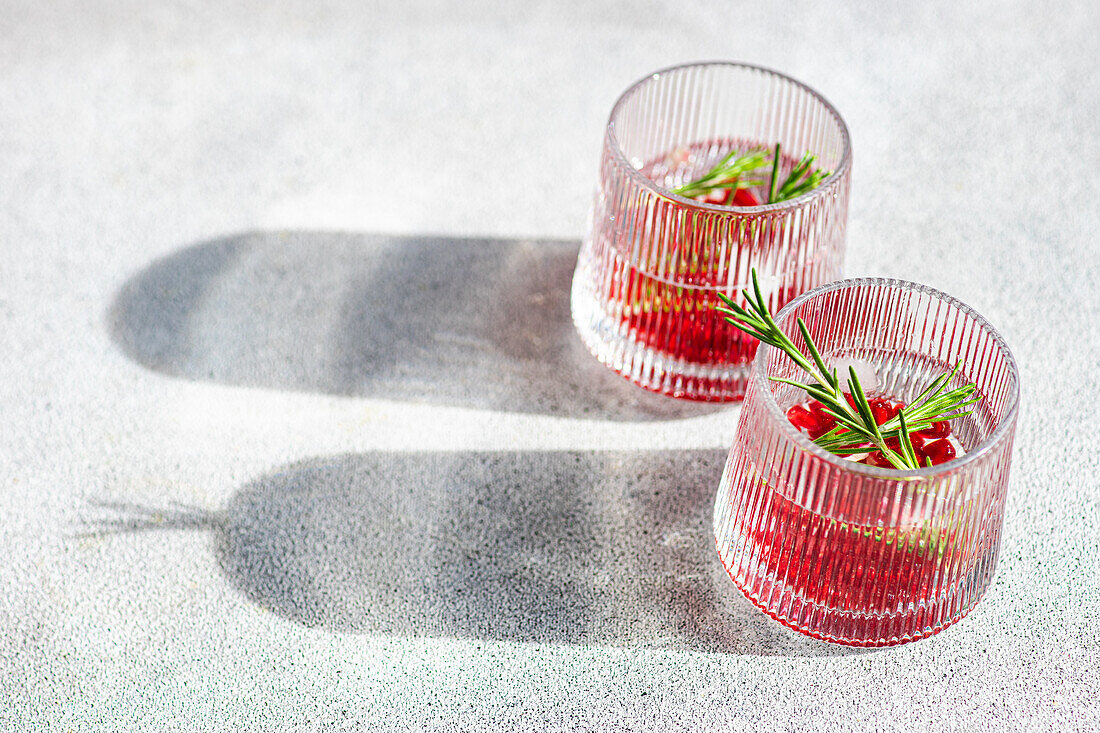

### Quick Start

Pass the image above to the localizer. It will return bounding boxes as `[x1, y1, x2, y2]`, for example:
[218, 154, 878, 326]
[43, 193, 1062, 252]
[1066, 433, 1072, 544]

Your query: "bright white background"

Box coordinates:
[2, 1, 1097, 729]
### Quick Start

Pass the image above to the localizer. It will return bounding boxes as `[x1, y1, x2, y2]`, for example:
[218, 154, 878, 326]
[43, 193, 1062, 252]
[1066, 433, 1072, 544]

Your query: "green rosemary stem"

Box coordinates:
[767, 143, 781, 203]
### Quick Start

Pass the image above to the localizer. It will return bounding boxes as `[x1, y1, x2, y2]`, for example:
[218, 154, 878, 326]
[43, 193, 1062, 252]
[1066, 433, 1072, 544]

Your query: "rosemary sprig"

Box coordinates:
[768, 144, 831, 203]
[672, 148, 769, 199]
[813, 363, 981, 457]
[672, 144, 831, 204]
[715, 270, 980, 470]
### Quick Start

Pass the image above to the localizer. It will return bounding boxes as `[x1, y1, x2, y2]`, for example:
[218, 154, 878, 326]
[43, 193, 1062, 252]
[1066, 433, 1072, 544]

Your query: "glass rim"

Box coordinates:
[606, 60, 853, 214]
[751, 277, 1021, 479]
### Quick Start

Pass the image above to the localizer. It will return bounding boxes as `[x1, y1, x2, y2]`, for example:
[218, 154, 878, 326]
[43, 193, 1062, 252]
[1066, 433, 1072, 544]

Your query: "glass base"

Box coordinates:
[570, 267, 750, 401]
[718, 541, 985, 647]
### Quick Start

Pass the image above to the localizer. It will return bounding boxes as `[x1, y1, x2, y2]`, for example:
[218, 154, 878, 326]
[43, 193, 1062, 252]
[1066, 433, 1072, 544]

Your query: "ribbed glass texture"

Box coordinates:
[713, 279, 1020, 646]
[571, 62, 852, 400]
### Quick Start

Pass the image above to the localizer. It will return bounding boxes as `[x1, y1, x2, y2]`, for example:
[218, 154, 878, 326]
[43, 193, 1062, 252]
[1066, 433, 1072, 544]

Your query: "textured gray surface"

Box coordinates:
[2, 0, 1099, 730]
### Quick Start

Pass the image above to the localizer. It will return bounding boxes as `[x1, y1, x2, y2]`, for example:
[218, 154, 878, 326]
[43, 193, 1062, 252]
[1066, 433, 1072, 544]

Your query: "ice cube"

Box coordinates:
[830, 356, 879, 393]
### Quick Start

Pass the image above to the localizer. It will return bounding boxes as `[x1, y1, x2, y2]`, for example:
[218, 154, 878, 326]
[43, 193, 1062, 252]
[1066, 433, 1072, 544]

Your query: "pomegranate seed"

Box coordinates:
[875, 400, 902, 422]
[869, 398, 892, 425]
[804, 401, 838, 438]
[809, 415, 836, 438]
[884, 431, 926, 454]
[788, 403, 838, 439]
[923, 439, 957, 466]
[701, 189, 727, 205]
[863, 451, 894, 468]
[786, 405, 818, 432]
[919, 420, 951, 439]
[732, 187, 760, 206]
[843, 393, 857, 410]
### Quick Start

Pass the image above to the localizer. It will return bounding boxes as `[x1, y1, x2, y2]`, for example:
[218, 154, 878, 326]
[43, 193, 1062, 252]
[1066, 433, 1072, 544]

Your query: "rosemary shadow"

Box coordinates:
[108, 231, 715, 420]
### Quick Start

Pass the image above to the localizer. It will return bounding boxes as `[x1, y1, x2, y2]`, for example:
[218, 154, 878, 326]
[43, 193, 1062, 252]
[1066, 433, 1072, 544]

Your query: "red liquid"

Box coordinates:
[733, 396, 971, 641]
[605, 254, 774, 365]
[603, 142, 812, 367]
[749, 490, 955, 628]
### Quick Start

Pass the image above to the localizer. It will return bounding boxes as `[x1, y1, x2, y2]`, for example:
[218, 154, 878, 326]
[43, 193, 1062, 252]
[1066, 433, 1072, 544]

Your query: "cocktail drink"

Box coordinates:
[714, 278, 1019, 646]
[571, 63, 851, 400]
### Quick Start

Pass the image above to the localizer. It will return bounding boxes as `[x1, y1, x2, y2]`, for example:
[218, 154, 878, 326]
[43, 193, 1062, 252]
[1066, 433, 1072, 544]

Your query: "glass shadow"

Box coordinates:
[108, 231, 719, 420]
[85, 449, 858, 656]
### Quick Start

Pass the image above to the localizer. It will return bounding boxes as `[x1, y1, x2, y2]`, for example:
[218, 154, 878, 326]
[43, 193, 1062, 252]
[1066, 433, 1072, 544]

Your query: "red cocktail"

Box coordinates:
[714, 278, 1019, 646]
[571, 62, 851, 400]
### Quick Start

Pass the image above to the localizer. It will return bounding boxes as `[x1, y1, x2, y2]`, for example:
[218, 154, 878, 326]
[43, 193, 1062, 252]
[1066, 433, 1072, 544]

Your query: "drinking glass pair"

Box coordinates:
[570, 62, 1020, 646]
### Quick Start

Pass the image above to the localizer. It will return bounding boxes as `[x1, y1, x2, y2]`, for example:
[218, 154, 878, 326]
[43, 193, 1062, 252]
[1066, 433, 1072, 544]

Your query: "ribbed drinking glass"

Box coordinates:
[571, 62, 851, 400]
[713, 278, 1020, 646]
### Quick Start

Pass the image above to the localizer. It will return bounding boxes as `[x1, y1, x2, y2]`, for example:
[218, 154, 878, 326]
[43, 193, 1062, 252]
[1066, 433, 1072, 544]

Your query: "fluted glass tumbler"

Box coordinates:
[571, 62, 851, 400]
[713, 279, 1020, 646]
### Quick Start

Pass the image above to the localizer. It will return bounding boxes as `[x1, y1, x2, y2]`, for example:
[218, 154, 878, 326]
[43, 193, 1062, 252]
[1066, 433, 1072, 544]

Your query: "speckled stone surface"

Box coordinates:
[2, 1, 1098, 730]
